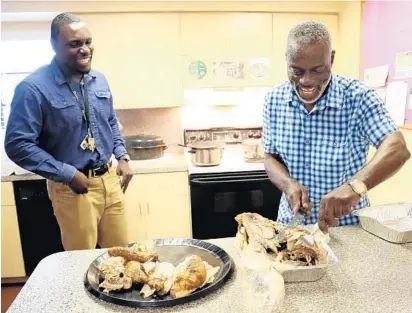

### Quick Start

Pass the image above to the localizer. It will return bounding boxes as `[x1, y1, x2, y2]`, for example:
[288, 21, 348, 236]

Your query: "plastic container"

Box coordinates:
[353, 202, 412, 243]
[237, 247, 285, 312]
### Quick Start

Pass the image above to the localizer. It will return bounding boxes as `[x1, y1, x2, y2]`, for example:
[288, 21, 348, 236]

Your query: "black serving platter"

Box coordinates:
[84, 238, 234, 308]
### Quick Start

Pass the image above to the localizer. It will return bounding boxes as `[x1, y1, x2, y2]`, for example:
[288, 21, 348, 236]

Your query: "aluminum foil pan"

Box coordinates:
[84, 238, 234, 308]
[353, 202, 412, 243]
[274, 240, 339, 282]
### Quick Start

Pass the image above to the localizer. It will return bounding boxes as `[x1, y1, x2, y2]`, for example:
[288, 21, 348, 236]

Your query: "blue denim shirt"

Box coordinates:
[5, 57, 127, 183]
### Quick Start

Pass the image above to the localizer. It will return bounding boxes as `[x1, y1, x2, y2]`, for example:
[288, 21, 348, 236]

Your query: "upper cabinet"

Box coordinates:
[82, 13, 183, 109]
[271, 13, 339, 85]
[80, 11, 344, 107]
[180, 13, 275, 88]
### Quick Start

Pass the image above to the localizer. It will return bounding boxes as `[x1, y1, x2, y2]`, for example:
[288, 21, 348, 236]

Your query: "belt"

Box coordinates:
[80, 161, 112, 178]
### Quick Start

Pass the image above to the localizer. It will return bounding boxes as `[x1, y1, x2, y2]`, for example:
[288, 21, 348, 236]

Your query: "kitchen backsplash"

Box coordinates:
[115, 107, 184, 155]
[115, 102, 264, 152]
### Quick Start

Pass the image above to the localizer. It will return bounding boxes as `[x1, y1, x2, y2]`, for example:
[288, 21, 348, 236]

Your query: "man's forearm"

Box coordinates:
[353, 132, 410, 190]
[108, 109, 127, 159]
[264, 153, 294, 192]
[5, 139, 77, 182]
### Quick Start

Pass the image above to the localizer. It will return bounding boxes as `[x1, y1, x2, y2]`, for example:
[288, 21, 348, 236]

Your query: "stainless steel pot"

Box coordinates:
[124, 134, 167, 160]
[186, 141, 224, 166]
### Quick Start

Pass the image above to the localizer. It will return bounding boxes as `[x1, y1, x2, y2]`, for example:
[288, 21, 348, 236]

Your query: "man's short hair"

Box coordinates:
[50, 12, 82, 42]
[286, 20, 332, 58]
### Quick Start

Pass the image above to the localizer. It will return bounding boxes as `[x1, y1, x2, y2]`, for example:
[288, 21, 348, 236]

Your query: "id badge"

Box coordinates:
[88, 137, 96, 152]
[80, 135, 89, 150]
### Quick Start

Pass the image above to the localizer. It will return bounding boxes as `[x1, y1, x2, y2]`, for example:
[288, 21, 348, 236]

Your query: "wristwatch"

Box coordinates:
[348, 179, 368, 197]
[119, 154, 130, 162]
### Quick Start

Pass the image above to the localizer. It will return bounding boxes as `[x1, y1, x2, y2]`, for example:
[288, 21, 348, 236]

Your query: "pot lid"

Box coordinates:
[124, 134, 165, 148]
[186, 141, 224, 149]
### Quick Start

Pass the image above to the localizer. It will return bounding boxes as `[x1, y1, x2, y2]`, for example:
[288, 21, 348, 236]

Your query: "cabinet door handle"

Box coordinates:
[139, 203, 142, 217]
[147, 203, 149, 215]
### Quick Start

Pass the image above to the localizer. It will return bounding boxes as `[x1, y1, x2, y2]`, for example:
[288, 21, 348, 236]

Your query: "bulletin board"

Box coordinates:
[361, 0, 412, 127]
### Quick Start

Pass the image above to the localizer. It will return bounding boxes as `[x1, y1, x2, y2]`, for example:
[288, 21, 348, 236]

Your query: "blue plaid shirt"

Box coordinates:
[263, 75, 398, 225]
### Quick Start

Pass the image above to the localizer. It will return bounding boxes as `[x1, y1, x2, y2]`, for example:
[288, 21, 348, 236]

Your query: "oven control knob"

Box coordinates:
[199, 133, 206, 140]
[189, 135, 197, 141]
[233, 132, 239, 139]
[253, 131, 262, 139]
[247, 131, 254, 138]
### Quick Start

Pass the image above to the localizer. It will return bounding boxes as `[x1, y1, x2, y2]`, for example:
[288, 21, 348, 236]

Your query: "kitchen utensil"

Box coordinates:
[124, 134, 167, 160]
[242, 138, 264, 162]
[288, 208, 313, 246]
[181, 141, 224, 167]
[84, 238, 234, 308]
[290, 207, 306, 226]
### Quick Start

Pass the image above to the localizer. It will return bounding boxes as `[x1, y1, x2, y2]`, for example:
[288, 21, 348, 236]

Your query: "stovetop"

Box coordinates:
[183, 126, 265, 175]
[183, 126, 262, 145]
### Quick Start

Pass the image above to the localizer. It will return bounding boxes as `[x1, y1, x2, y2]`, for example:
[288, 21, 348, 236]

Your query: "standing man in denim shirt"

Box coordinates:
[5, 13, 133, 250]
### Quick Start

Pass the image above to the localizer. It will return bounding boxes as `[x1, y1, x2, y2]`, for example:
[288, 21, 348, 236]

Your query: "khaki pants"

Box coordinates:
[47, 166, 129, 251]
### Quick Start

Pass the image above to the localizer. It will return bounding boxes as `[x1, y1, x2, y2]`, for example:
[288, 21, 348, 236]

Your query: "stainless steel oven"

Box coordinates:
[189, 170, 281, 239]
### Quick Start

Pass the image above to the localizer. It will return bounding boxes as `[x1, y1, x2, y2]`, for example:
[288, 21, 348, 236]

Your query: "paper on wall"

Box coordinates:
[364, 65, 389, 88]
[408, 89, 412, 110]
[375, 88, 386, 103]
[395, 51, 412, 79]
[385, 81, 408, 127]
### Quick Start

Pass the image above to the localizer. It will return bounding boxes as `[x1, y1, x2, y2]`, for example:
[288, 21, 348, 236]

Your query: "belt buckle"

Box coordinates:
[92, 168, 98, 177]
[92, 164, 107, 177]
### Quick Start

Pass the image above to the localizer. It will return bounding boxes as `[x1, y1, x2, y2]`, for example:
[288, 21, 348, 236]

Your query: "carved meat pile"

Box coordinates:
[235, 213, 328, 267]
[96, 240, 220, 299]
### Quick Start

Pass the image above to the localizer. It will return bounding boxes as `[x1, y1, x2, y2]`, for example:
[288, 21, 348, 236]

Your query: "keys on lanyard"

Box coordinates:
[67, 76, 95, 152]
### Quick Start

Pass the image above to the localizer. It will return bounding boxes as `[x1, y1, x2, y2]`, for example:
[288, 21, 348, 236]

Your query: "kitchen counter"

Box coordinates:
[1, 153, 188, 182]
[7, 226, 412, 313]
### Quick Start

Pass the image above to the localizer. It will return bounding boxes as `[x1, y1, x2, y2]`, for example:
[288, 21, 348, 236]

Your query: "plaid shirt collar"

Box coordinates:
[283, 75, 344, 111]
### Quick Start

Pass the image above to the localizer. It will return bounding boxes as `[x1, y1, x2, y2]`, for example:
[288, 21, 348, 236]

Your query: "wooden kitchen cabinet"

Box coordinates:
[1, 183, 26, 278]
[271, 13, 339, 86]
[180, 13, 274, 88]
[81, 13, 183, 109]
[124, 172, 192, 243]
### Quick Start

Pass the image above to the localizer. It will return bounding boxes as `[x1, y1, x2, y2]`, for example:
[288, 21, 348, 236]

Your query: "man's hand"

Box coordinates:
[116, 160, 133, 193]
[319, 184, 361, 233]
[285, 179, 313, 216]
[69, 171, 89, 194]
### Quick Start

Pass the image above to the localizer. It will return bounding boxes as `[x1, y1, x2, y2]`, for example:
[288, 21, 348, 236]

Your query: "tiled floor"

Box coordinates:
[1, 284, 23, 313]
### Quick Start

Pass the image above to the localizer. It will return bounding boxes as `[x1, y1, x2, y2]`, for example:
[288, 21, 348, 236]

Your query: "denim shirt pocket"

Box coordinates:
[94, 91, 112, 120]
[50, 98, 83, 129]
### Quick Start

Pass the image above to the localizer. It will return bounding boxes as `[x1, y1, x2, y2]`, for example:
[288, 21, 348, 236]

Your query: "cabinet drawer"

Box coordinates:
[1, 182, 15, 206]
[1, 205, 26, 278]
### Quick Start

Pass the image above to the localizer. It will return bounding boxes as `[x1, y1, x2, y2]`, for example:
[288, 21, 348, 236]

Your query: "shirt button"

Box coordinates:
[305, 139, 310, 144]
[305, 163, 310, 168]
[333, 142, 337, 146]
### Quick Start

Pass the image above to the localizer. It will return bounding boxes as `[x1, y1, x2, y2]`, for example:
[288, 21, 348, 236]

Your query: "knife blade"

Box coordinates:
[290, 207, 306, 226]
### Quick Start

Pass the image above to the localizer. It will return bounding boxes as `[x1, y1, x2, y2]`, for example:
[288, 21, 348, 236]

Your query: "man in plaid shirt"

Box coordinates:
[263, 21, 410, 233]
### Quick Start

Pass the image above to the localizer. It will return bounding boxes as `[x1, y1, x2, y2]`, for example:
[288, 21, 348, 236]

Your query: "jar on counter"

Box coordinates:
[242, 137, 264, 162]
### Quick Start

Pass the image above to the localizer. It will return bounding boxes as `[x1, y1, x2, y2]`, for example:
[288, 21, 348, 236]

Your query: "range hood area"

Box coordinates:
[183, 87, 272, 107]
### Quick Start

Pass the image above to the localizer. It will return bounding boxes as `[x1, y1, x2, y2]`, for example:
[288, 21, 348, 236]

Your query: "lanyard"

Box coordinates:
[66, 76, 90, 130]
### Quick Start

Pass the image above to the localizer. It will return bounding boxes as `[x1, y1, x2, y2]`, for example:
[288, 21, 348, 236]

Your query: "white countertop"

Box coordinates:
[1, 153, 188, 182]
[6, 226, 412, 313]
[1, 147, 266, 182]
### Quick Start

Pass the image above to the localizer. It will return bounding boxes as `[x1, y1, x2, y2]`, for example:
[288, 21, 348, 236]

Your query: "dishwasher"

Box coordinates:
[13, 179, 64, 276]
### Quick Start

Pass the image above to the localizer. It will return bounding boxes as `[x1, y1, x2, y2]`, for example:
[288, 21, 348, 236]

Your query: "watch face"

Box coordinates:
[352, 181, 366, 195]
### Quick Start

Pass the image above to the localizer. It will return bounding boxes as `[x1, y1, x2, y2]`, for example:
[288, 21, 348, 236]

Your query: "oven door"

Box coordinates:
[189, 171, 282, 239]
